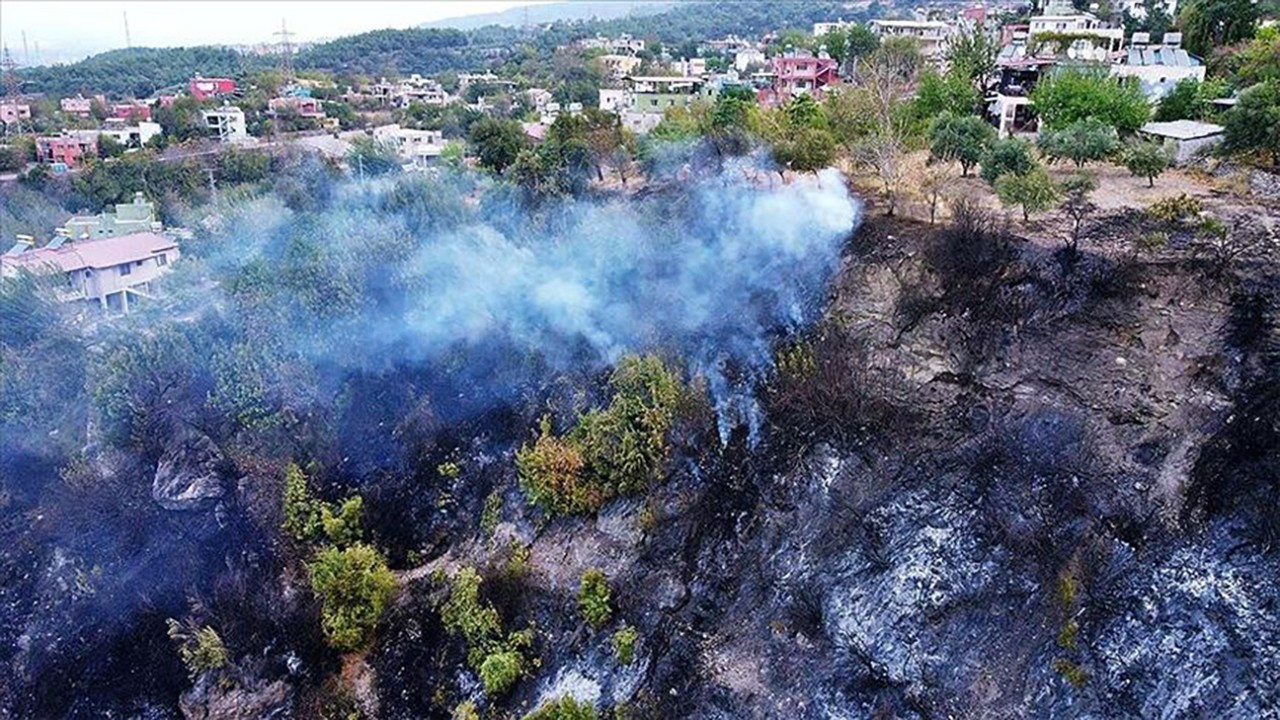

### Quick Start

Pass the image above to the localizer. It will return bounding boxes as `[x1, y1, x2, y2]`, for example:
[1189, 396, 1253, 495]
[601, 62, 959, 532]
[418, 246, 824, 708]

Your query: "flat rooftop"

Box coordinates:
[1140, 120, 1225, 140]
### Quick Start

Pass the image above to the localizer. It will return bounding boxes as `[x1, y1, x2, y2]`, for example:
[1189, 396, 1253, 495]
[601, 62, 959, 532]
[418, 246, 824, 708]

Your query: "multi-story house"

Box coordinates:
[201, 106, 249, 142]
[870, 19, 954, 61]
[758, 49, 841, 106]
[189, 75, 237, 101]
[1, 230, 179, 312]
[36, 132, 99, 167]
[62, 193, 161, 239]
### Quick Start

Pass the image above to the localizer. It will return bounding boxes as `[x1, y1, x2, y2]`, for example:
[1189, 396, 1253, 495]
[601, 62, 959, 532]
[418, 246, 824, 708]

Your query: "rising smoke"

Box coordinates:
[203, 159, 862, 441]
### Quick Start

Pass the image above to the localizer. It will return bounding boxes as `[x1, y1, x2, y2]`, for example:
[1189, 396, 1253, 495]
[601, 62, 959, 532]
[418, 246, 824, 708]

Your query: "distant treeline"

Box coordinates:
[18, 0, 870, 98]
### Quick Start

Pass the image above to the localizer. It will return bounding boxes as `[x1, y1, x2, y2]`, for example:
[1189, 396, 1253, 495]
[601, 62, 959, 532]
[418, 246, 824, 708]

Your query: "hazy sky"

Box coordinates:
[1, 1, 545, 64]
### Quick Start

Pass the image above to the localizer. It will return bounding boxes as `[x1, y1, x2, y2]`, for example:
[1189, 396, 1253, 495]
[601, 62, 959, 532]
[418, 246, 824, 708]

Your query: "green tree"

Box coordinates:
[981, 137, 1036, 184]
[440, 567, 533, 695]
[1122, 140, 1175, 186]
[845, 24, 882, 63]
[946, 24, 999, 93]
[996, 165, 1061, 221]
[929, 111, 995, 176]
[469, 117, 527, 173]
[1059, 173, 1099, 253]
[913, 67, 981, 121]
[578, 569, 613, 629]
[347, 136, 401, 177]
[1154, 78, 1205, 121]
[308, 543, 397, 651]
[1223, 81, 1280, 164]
[612, 625, 638, 665]
[1038, 118, 1119, 167]
[166, 619, 229, 679]
[1179, 0, 1260, 58]
[1030, 68, 1150, 132]
[0, 145, 25, 172]
[98, 134, 126, 159]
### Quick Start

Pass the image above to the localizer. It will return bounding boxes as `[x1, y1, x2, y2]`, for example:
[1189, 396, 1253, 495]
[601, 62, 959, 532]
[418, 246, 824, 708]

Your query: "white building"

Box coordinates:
[371, 124, 447, 166]
[1139, 120, 1223, 164]
[598, 54, 643, 79]
[670, 57, 708, 77]
[870, 20, 953, 60]
[1, 230, 179, 312]
[99, 120, 163, 149]
[1110, 33, 1203, 99]
[201, 106, 249, 143]
[598, 88, 629, 113]
[813, 19, 859, 36]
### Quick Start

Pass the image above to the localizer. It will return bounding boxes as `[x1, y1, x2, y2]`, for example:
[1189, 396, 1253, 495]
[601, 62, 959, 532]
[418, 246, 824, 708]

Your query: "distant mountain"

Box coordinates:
[420, 1, 676, 30]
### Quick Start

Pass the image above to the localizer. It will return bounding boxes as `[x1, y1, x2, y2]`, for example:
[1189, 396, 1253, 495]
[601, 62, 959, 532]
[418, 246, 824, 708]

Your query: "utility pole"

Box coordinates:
[2, 46, 27, 135]
[21, 31, 29, 64]
[274, 18, 294, 81]
[206, 168, 218, 204]
[123, 12, 132, 49]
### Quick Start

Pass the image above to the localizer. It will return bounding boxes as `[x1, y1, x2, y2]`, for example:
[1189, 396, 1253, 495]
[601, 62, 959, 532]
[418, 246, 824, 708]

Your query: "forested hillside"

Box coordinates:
[16, 1, 869, 98]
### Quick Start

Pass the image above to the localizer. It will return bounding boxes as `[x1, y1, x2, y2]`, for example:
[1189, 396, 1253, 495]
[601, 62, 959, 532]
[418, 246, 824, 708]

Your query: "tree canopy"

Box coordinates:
[1030, 68, 1150, 133]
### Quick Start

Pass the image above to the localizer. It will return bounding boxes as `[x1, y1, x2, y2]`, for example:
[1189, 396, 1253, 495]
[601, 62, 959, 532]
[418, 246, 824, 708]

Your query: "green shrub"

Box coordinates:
[282, 463, 364, 547]
[980, 137, 1035, 185]
[453, 701, 480, 720]
[518, 355, 684, 516]
[440, 567, 533, 696]
[308, 543, 397, 651]
[1122, 140, 1174, 187]
[522, 695, 598, 720]
[481, 490, 503, 535]
[283, 463, 323, 542]
[612, 625, 638, 665]
[578, 569, 613, 630]
[166, 619, 229, 679]
[1052, 658, 1089, 688]
[1146, 194, 1202, 224]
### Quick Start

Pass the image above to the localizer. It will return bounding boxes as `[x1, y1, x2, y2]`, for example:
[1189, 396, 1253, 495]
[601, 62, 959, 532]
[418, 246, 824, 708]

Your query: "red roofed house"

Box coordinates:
[189, 75, 237, 101]
[1, 231, 180, 312]
[758, 49, 840, 106]
[36, 132, 99, 167]
[111, 101, 152, 121]
[269, 95, 326, 118]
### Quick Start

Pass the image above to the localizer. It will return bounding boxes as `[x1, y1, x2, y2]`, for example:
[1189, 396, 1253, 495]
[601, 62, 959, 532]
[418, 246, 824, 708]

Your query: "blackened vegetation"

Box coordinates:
[1187, 286, 1280, 554]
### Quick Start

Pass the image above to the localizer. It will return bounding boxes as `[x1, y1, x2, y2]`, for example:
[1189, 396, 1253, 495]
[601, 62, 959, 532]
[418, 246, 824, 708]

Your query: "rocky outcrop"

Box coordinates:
[179, 670, 292, 720]
[152, 431, 225, 511]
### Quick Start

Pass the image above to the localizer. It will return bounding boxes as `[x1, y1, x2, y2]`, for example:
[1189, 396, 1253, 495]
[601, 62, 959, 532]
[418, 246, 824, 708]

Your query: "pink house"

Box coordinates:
[269, 95, 326, 118]
[111, 102, 152, 121]
[36, 133, 99, 167]
[0, 231, 180, 312]
[758, 50, 841, 106]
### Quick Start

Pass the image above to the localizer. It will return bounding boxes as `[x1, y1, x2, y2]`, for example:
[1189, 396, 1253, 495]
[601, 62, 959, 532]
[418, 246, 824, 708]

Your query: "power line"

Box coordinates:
[274, 18, 294, 80]
[2, 45, 28, 136]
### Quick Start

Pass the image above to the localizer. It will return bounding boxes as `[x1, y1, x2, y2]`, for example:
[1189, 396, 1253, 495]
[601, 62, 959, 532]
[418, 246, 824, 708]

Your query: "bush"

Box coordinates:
[996, 164, 1060, 221]
[517, 355, 684, 516]
[1038, 119, 1119, 168]
[612, 625, 638, 665]
[578, 569, 613, 629]
[166, 619, 229, 679]
[308, 543, 397, 651]
[1029, 67, 1149, 132]
[929, 111, 995, 176]
[523, 696, 598, 720]
[1146, 193, 1202, 224]
[282, 463, 363, 547]
[440, 567, 533, 695]
[980, 138, 1035, 184]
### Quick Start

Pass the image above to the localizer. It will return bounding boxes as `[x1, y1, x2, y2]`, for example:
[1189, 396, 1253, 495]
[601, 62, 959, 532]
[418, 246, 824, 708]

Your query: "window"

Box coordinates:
[157, 253, 167, 266]
[119, 262, 131, 276]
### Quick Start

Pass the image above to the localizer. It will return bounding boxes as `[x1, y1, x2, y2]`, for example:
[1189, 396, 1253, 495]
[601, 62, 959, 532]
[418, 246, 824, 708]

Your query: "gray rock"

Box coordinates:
[153, 431, 225, 511]
[179, 672, 292, 720]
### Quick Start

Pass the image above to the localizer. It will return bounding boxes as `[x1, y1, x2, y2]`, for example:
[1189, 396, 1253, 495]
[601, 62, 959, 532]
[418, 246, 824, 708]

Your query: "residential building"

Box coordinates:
[734, 48, 767, 73]
[599, 54, 643, 79]
[458, 72, 515, 90]
[370, 74, 451, 107]
[1027, 0, 1124, 55]
[539, 101, 583, 125]
[62, 192, 160, 239]
[269, 95, 326, 118]
[1, 230, 179, 312]
[615, 75, 716, 134]
[371, 124, 447, 166]
[671, 57, 708, 77]
[758, 49, 841, 106]
[598, 88, 629, 113]
[813, 19, 859, 36]
[36, 132, 99, 167]
[1139, 120, 1224, 164]
[706, 35, 757, 53]
[111, 101, 152, 121]
[99, 120, 163, 148]
[1115, 0, 1177, 19]
[189, 75, 237, 100]
[526, 87, 555, 112]
[870, 19, 953, 60]
[577, 33, 645, 55]
[987, 57, 1057, 137]
[1110, 32, 1203, 99]
[0, 102, 32, 126]
[60, 95, 97, 117]
[201, 106, 249, 142]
